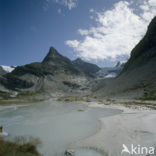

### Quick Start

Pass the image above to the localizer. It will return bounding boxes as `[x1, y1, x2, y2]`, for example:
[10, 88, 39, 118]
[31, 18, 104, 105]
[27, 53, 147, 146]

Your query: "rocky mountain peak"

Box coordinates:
[72, 58, 100, 75]
[73, 58, 84, 65]
[42, 47, 63, 63]
[115, 61, 126, 68]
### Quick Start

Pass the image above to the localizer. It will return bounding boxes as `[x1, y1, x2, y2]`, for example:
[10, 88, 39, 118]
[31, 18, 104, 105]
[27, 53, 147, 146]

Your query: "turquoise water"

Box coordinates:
[0, 101, 122, 156]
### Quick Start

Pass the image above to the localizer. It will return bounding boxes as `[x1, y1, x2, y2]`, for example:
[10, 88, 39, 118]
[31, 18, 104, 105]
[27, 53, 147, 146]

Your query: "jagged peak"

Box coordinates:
[115, 61, 126, 68]
[46, 46, 61, 57]
[73, 58, 84, 64]
[42, 46, 64, 63]
[75, 58, 82, 61]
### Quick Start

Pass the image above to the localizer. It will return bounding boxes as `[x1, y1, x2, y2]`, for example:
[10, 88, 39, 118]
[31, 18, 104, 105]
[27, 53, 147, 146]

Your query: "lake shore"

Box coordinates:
[0, 98, 156, 156]
[70, 101, 156, 156]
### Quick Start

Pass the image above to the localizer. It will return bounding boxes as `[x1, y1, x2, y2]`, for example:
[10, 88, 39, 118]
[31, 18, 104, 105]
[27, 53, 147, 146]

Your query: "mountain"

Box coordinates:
[122, 17, 156, 73]
[0, 47, 91, 100]
[0, 65, 15, 76]
[42, 47, 81, 75]
[1, 65, 15, 73]
[1, 17, 155, 101]
[96, 61, 126, 79]
[93, 16, 156, 99]
[72, 58, 100, 75]
[0, 66, 6, 76]
[115, 61, 126, 68]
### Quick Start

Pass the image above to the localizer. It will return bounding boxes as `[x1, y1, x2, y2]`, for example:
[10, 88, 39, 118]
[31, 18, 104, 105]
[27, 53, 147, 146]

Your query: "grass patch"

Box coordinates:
[0, 99, 44, 105]
[77, 109, 85, 112]
[124, 82, 151, 92]
[0, 136, 42, 156]
[57, 96, 91, 102]
[118, 101, 156, 110]
[98, 100, 105, 104]
[0, 91, 10, 100]
[140, 89, 156, 100]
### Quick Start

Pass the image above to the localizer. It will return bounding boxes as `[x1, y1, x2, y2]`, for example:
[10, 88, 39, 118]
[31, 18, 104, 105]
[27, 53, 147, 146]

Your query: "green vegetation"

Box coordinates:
[116, 100, 156, 110]
[77, 109, 85, 112]
[98, 100, 105, 104]
[0, 91, 10, 100]
[124, 82, 151, 92]
[57, 96, 91, 102]
[140, 89, 156, 100]
[18, 90, 44, 98]
[123, 82, 156, 101]
[0, 99, 44, 105]
[0, 136, 42, 156]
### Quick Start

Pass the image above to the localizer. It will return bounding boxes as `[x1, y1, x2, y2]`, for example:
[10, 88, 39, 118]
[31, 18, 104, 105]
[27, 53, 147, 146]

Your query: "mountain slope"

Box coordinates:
[93, 17, 156, 99]
[1, 65, 15, 73]
[42, 47, 82, 75]
[122, 16, 156, 73]
[96, 61, 126, 79]
[0, 66, 6, 76]
[72, 58, 100, 75]
[0, 47, 91, 100]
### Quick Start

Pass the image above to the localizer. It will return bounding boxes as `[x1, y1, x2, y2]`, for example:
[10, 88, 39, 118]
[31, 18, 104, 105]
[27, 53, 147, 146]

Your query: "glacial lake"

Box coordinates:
[0, 100, 122, 156]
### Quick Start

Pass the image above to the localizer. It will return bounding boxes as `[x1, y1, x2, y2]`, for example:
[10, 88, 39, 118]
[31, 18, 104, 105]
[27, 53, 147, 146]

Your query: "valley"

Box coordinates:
[0, 11, 156, 156]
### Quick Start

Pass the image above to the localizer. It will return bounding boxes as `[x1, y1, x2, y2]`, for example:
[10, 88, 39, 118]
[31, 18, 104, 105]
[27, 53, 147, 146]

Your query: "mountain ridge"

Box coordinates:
[92, 16, 156, 99]
[72, 58, 100, 75]
[122, 16, 156, 73]
[0, 17, 156, 101]
[0, 47, 92, 100]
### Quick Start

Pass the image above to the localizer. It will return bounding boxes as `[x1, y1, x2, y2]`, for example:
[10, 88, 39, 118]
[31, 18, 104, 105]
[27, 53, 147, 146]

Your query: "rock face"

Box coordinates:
[93, 16, 156, 99]
[122, 16, 156, 73]
[0, 126, 2, 133]
[0, 17, 155, 100]
[64, 149, 75, 156]
[42, 47, 82, 75]
[0, 66, 7, 76]
[72, 58, 100, 75]
[0, 47, 92, 100]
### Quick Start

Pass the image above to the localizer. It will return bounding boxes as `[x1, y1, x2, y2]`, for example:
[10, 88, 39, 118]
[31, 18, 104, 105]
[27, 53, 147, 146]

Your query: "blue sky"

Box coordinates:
[0, 0, 156, 67]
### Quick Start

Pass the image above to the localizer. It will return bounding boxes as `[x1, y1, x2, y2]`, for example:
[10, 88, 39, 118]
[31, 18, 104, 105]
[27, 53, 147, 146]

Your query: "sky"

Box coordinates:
[0, 0, 156, 67]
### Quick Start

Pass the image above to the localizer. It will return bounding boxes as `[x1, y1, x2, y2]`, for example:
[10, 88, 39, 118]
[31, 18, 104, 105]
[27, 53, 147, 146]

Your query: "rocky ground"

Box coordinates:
[69, 100, 156, 156]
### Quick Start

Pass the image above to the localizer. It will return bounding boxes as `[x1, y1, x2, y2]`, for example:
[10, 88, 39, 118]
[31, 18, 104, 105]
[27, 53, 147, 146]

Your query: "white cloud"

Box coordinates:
[66, 40, 79, 48]
[43, 0, 77, 11]
[66, 0, 156, 62]
[55, 0, 77, 10]
[58, 8, 62, 13]
[149, 0, 156, 6]
[43, 0, 50, 11]
[89, 8, 94, 13]
[90, 16, 94, 19]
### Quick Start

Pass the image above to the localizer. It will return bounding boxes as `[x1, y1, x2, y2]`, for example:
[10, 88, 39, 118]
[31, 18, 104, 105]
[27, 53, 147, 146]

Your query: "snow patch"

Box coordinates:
[104, 73, 117, 78]
[1, 65, 15, 72]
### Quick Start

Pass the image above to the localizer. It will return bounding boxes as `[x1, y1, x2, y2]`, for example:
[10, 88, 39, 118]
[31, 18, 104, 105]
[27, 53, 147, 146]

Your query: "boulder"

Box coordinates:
[0, 126, 2, 133]
[64, 149, 75, 156]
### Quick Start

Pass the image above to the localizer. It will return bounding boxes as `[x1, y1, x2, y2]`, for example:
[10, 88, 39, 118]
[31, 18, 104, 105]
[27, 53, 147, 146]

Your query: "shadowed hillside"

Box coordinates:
[0, 17, 156, 101]
[93, 17, 156, 100]
[72, 58, 100, 76]
[0, 47, 92, 100]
